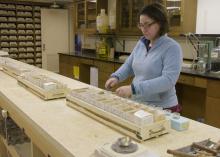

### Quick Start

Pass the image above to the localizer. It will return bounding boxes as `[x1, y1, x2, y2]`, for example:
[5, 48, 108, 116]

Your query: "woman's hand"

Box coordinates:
[115, 85, 132, 98]
[105, 77, 119, 89]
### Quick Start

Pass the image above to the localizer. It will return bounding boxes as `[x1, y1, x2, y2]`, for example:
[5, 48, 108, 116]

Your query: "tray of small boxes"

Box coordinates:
[167, 139, 220, 157]
[66, 87, 171, 141]
[17, 72, 69, 100]
[0, 57, 31, 78]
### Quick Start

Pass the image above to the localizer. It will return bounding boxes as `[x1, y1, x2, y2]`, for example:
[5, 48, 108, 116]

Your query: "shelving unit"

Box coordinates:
[0, 107, 31, 157]
[115, 0, 197, 36]
[0, 2, 42, 68]
[0, 136, 31, 157]
[75, 0, 108, 33]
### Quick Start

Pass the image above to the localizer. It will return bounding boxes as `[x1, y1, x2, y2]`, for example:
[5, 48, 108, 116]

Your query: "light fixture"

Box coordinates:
[88, 0, 97, 2]
[50, 1, 60, 9]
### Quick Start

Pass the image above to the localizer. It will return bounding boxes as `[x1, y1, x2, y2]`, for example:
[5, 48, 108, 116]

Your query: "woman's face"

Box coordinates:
[139, 15, 160, 41]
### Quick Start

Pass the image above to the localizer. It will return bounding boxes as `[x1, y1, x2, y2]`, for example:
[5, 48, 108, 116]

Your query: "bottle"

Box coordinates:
[98, 38, 108, 58]
[96, 9, 108, 33]
[74, 34, 81, 55]
[197, 58, 206, 73]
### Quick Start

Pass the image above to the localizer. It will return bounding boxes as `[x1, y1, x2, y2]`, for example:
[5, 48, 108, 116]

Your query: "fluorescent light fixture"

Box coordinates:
[50, 2, 60, 8]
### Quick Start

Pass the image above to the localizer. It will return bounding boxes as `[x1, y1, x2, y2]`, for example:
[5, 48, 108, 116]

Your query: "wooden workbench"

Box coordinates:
[0, 61, 220, 157]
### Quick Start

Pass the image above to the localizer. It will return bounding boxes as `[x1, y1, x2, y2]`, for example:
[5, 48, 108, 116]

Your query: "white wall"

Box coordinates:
[196, 0, 220, 34]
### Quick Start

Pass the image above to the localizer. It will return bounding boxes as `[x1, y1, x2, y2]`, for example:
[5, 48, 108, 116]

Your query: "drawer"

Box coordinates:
[194, 77, 207, 88]
[98, 72, 111, 89]
[99, 71, 111, 82]
[80, 58, 94, 65]
[178, 74, 195, 86]
[206, 97, 220, 128]
[207, 80, 220, 98]
[114, 63, 123, 71]
[59, 54, 71, 64]
[94, 61, 114, 73]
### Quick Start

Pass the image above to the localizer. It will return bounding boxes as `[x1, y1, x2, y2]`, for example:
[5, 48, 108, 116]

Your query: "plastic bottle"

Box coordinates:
[96, 9, 109, 33]
[98, 38, 108, 58]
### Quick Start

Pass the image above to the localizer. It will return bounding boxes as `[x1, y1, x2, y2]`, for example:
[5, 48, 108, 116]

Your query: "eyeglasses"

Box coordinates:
[137, 21, 156, 29]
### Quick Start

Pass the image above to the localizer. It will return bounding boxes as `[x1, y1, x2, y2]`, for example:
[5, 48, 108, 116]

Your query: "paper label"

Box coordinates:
[73, 66, 79, 79]
[134, 110, 151, 118]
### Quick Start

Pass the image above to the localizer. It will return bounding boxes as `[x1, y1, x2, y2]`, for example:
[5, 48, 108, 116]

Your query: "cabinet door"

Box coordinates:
[76, 1, 86, 30]
[165, 0, 197, 35]
[75, 0, 107, 32]
[86, 0, 97, 29]
[41, 9, 69, 73]
[165, 0, 182, 33]
[116, 0, 197, 35]
[117, 0, 145, 35]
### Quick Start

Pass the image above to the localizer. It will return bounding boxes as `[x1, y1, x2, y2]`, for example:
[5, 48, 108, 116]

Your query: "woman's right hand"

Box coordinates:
[105, 77, 119, 89]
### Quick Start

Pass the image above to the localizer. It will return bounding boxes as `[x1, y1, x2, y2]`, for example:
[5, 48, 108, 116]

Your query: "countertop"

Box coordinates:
[1, 58, 220, 157]
[59, 52, 220, 80]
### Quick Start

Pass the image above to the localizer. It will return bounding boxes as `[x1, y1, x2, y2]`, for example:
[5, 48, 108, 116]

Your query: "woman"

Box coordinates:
[105, 3, 182, 112]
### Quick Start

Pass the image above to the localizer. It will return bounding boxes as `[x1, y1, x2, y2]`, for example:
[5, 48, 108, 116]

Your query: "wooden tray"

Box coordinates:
[167, 139, 220, 157]
[17, 75, 69, 100]
[66, 88, 170, 142]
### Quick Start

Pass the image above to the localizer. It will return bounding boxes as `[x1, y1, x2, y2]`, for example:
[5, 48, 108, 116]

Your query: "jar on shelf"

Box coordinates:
[97, 38, 108, 58]
[196, 58, 206, 73]
[96, 9, 109, 33]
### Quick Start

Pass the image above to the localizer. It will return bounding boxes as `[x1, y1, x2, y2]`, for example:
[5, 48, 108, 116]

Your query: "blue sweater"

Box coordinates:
[111, 35, 182, 108]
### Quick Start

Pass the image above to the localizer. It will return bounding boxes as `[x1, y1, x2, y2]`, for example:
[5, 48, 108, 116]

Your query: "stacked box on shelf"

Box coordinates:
[0, 2, 42, 67]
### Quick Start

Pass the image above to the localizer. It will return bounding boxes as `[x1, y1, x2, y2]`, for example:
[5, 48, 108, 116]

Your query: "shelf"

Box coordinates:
[0, 20, 16, 23]
[16, 15, 33, 18]
[1, 45, 35, 48]
[17, 21, 34, 24]
[0, 27, 16, 29]
[17, 28, 35, 30]
[18, 57, 35, 59]
[0, 33, 16, 36]
[0, 14, 16, 17]
[0, 8, 16, 11]
[0, 2, 42, 68]
[0, 40, 34, 42]
[17, 9, 33, 11]
[0, 136, 31, 157]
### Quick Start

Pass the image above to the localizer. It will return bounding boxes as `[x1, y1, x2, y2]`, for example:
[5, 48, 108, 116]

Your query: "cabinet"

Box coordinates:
[206, 80, 220, 128]
[75, 0, 107, 33]
[94, 60, 115, 88]
[116, 0, 197, 35]
[165, 0, 197, 35]
[116, 0, 146, 35]
[0, 107, 45, 157]
[0, 2, 43, 68]
[59, 54, 220, 128]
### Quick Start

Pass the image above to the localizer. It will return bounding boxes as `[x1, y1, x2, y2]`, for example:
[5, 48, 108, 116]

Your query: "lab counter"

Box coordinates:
[1, 58, 220, 157]
[59, 52, 220, 80]
[59, 53, 220, 128]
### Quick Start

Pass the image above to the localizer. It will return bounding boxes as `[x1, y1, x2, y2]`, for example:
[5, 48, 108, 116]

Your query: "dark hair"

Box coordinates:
[139, 3, 169, 36]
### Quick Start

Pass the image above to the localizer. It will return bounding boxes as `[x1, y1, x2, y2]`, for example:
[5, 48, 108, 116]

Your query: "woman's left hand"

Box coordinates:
[115, 85, 132, 98]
